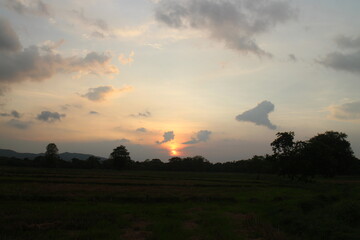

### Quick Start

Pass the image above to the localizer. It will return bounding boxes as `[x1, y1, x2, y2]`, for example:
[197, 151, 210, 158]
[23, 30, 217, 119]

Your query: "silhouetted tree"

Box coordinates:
[45, 143, 60, 167]
[108, 145, 131, 169]
[307, 131, 355, 177]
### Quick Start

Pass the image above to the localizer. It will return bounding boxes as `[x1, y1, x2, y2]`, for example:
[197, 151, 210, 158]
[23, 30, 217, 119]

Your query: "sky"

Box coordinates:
[0, 0, 360, 162]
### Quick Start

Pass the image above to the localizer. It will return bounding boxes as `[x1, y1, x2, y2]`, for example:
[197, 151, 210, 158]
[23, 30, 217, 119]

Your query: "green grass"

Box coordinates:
[0, 167, 359, 239]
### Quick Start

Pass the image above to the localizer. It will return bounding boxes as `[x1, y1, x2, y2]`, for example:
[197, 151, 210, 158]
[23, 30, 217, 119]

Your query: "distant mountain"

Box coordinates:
[0, 149, 106, 161]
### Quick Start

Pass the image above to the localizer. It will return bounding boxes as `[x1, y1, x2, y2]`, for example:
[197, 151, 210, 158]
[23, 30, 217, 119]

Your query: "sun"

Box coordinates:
[171, 150, 178, 156]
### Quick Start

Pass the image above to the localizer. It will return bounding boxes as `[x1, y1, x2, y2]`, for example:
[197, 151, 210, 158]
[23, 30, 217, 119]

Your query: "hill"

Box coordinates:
[0, 149, 105, 161]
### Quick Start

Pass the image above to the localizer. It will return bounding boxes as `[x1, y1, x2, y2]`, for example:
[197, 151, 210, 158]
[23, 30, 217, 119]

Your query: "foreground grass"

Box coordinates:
[0, 167, 359, 239]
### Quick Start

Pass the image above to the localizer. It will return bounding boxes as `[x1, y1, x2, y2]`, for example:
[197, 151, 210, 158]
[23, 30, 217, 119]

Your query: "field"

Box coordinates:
[0, 167, 360, 240]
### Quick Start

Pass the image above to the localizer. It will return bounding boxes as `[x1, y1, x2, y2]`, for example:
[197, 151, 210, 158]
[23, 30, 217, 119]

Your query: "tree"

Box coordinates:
[271, 132, 295, 156]
[45, 143, 60, 167]
[109, 145, 131, 169]
[308, 131, 355, 176]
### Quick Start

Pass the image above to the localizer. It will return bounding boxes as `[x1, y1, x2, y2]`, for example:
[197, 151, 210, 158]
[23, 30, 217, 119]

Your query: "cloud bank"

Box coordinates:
[236, 100, 276, 129]
[37, 111, 65, 123]
[155, 0, 296, 56]
[183, 130, 212, 144]
[156, 131, 175, 144]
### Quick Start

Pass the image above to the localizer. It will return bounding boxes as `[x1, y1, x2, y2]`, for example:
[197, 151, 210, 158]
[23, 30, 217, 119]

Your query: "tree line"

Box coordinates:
[1, 131, 360, 179]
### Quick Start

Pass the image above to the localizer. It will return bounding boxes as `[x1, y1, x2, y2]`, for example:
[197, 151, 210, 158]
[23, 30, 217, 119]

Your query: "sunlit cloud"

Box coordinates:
[236, 101, 277, 130]
[81, 85, 132, 102]
[118, 51, 135, 65]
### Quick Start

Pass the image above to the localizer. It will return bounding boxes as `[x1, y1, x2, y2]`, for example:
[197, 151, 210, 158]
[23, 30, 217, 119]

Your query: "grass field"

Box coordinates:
[0, 167, 360, 240]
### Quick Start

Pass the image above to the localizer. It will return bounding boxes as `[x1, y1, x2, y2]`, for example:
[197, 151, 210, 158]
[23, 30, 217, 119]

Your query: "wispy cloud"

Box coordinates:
[118, 51, 135, 65]
[131, 111, 151, 118]
[136, 127, 147, 133]
[6, 119, 32, 129]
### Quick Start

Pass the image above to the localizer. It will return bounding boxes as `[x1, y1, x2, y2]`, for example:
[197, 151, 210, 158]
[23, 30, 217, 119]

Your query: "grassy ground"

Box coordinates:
[0, 167, 359, 240]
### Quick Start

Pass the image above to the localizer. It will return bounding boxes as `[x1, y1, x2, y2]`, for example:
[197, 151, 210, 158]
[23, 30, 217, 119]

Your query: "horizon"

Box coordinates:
[1, 0, 360, 162]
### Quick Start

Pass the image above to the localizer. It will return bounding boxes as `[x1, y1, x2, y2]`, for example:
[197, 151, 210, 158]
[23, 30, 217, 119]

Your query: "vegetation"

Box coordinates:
[1, 131, 359, 178]
[0, 167, 359, 240]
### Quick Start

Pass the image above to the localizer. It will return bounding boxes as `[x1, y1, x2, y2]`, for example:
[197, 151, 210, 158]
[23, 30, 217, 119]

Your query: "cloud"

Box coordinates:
[3, 0, 52, 17]
[72, 9, 112, 39]
[183, 130, 212, 144]
[156, 131, 175, 144]
[6, 119, 32, 129]
[37, 111, 65, 123]
[131, 111, 152, 118]
[0, 19, 119, 92]
[39, 39, 65, 53]
[154, 0, 296, 56]
[320, 50, 360, 75]
[288, 54, 297, 62]
[136, 127, 147, 133]
[335, 35, 360, 49]
[0, 110, 20, 118]
[89, 111, 99, 115]
[119, 138, 131, 144]
[328, 101, 360, 120]
[118, 51, 135, 65]
[81, 85, 132, 102]
[236, 100, 276, 130]
[0, 18, 22, 52]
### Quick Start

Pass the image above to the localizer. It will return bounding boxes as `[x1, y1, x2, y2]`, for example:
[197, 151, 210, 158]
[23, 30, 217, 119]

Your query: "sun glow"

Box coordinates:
[171, 150, 178, 156]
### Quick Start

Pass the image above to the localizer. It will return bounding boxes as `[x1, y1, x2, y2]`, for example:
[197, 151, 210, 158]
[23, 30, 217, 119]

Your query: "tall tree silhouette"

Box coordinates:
[109, 145, 131, 169]
[45, 143, 59, 167]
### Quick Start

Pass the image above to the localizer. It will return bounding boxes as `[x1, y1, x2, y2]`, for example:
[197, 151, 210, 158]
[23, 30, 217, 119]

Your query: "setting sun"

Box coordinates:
[171, 150, 178, 156]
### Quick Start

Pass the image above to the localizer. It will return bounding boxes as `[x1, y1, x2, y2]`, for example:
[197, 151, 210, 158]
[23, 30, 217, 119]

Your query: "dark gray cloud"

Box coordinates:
[131, 111, 152, 118]
[37, 111, 65, 123]
[236, 100, 276, 130]
[136, 127, 148, 133]
[320, 50, 360, 75]
[156, 131, 175, 144]
[119, 138, 131, 144]
[328, 101, 360, 120]
[3, 0, 52, 17]
[335, 35, 360, 49]
[89, 111, 99, 115]
[183, 130, 212, 144]
[0, 110, 21, 118]
[6, 119, 31, 129]
[0, 18, 22, 52]
[155, 0, 296, 56]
